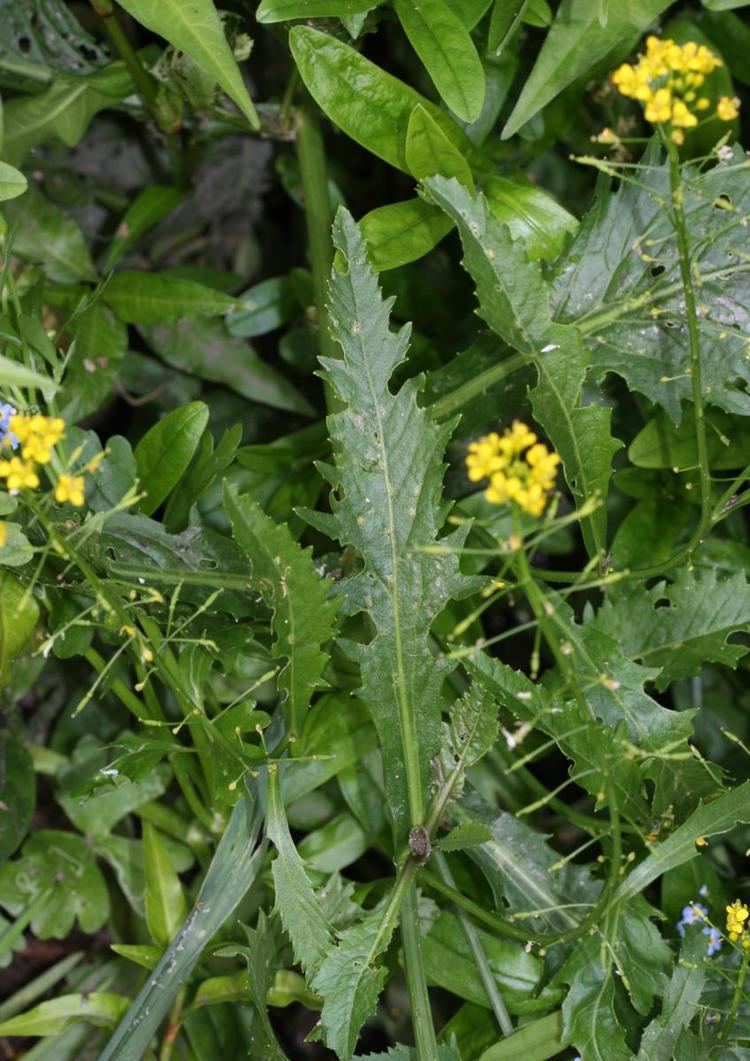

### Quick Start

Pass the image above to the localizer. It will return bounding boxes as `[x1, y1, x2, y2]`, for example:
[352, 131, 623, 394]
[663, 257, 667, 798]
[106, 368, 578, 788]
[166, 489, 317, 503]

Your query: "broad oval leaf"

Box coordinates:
[134, 401, 209, 516]
[116, 0, 258, 127]
[360, 198, 452, 271]
[0, 161, 26, 202]
[406, 104, 474, 186]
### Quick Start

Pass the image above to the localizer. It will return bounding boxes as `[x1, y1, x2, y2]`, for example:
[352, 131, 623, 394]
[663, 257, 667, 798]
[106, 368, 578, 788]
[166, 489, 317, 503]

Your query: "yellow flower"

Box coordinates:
[611, 36, 723, 142]
[726, 899, 749, 942]
[9, 414, 65, 464]
[54, 474, 85, 507]
[0, 457, 40, 491]
[0, 522, 7, 548]
[466, 421, 560, 517]
[717, 95, 740, 122]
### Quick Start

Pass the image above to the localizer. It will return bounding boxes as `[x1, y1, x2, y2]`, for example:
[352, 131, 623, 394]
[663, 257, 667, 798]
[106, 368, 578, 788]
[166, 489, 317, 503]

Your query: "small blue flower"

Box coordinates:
[677, 902, 708, 936]
[0, 404, 17, 450]
[703, 926, 723, 956]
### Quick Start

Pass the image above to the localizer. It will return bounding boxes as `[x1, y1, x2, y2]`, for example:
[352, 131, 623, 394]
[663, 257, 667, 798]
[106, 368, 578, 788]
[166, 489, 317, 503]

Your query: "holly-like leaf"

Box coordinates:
[554, 143, 750, 423]
[636, 927, 706, 1060]
[224, 485, 340, 741]
[557, 936, 634, 1061]
[424, 176, 620, 558]
[302, 208, 481, 837]
[0, 831, 109, 939]
[589, 567, 750, 690]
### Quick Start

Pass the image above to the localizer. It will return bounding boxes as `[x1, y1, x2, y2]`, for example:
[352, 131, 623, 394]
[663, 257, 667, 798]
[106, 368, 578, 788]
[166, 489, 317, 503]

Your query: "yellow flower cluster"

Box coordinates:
[0, 413, 85, 508]
[726, 899, 750, 945]
[466, 420, 560, 517]
[612, 36, 739, 144]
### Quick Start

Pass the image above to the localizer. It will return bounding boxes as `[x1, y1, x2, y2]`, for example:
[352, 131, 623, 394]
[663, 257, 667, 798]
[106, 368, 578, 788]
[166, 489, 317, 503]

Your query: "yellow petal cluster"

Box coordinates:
[0, 413, 86, 507]
[10, 414, 65, 464]
[726, 899, 750, 944]
[0, 456, 40, 491]
[54, 475, 85, 508]
[466, 420, 560, 517]
[612, 36, 737, 144]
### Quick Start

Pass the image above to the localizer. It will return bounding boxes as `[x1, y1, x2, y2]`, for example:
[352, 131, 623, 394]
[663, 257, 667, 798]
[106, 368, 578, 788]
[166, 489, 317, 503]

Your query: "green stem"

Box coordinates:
[296, 106, 336, 369]
[84, 646, 155, 722]
[90, 0, 158, 112]
[668, 140, 711, 531]
[435, 852, 513, 1036]
[719, 949, 749, 1047]
[428, 352, 528, 423]
[401, 885, 439, 1060]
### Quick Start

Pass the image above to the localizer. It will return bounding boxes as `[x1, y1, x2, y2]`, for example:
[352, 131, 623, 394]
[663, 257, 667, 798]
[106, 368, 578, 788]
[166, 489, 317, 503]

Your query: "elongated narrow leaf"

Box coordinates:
[0, 354, 56, 392]
[143, 824, 186, 947]
[405, 104, 474, 187]
[257, 0, 376, 19]
[616, 781, 750, 902]
[104, 185, 183, 270]
[265, 766, 333, 974]
[558, 937, 633, 1061]
[502, 0, 671, 138]
[479, 1010, 566, 1060]
[636, 929, 706, 1060]
[100, 795, 265, 1061]
[290, 26, 471, 173]
[424, 176, 620, 557]
[134, 401, 209, 516]
[116, 0, 258, 126]
[0, 994, 129, 1037]
[303, 208, 481, 836]
[394, 0, 485, 122]
[102, 272, 236, 324]
[224, 485, 339, 741]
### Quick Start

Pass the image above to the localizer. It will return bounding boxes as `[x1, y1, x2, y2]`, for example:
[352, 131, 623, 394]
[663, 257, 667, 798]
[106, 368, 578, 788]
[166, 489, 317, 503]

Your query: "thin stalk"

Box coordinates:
[667, 140, 712, 531]
[296, 106, 337, 368]
[400, 886, 439, 1060]
[89, 0, 158, 111]
[719, 949, 749, 1048]
[435, 852, 513, 1036]
[159, 984, 186, 1061]
[428, 352, 528, 423]
[0, 952, 83, 1023]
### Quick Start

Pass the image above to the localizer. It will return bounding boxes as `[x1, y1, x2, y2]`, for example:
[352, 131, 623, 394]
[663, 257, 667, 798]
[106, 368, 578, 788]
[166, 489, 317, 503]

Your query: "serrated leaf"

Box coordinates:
[0, 994, 129, 1037]
[224, 485, 339, 740]
[616, 781, 750, 903]
[558, 937, 633, 1061]
[116, 0, 257, 126]
[265, 765, 334, 975]
[306, 208, 481, 835]
[394, 0, 485, 122]
[636, 928, 706, 1060]
[434, 821, 493, 852]
[6, 182, 95, 283]
[424, 176, 620, 557]
[502, 0, 671, 138]
[311, 898, 394, 1060]
[590, 567, 750, 690]
[290, 26, 470, 173]
[554, 144, 750, 422]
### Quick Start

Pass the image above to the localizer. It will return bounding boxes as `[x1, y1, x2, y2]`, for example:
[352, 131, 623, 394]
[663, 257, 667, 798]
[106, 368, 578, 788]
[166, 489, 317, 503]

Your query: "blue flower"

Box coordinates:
[677, 902, 708, 935]
[703, 926, 723, 956]
[0, 404, 17, 450]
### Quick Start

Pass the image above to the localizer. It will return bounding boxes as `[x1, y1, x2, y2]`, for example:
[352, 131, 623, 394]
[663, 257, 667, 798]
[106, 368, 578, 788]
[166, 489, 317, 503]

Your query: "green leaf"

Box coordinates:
[223, 912, 288, 1058]
[110, 944, 162, 971]
[100, 795, 265, 1061]
[360, 198, 453, 271]
[311, 897, 396, 1060]
[297, 813, 368, 872]
[616, 780, 750, 902]
[434, 821, 493, 852]
[224, 485, 339, 741]
[0, 161, 26, 201]
[479, 1010, 566, 1061]
[305, 208, 481, 835]
[590, 567, 750, 690]
[265, 765, 334, 974]
[433, 685, 499, 805]
[0, 831, 109, 938]
[406, 104, 474, 187]
[422, 911, 541, 1009]
[0, 353, 56, 392]
[3, 63, 134, 164]
[103, 185, 183, 270]
[629, 408, 750, 470]
[134, 401, 209, 516]
[557, 936, 633, 1061]
[554, 144, 750, 422]
[225, 276, 298, 338]
[102, 272, 236, 324]
[502, 0, 671, 138]
[0, 735, 34, 863]
[257, 0, 377, 21]
[116, 0, 258, 126]
[0, 571, 39, 684]
[424, 176, 620, 557]
[143, 823, 187, 947]
[290, 26, 471, 173]
[140, 317, 314, 415]
[163, 424, 242, 532]
[59, 303, 127, 422]
[5, 182, 95, 282]
[636, 928, 706, 1060]
[0, 994, 129, 1037]
[482, 174, 578, 261]
[394, 0, 485, 122]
